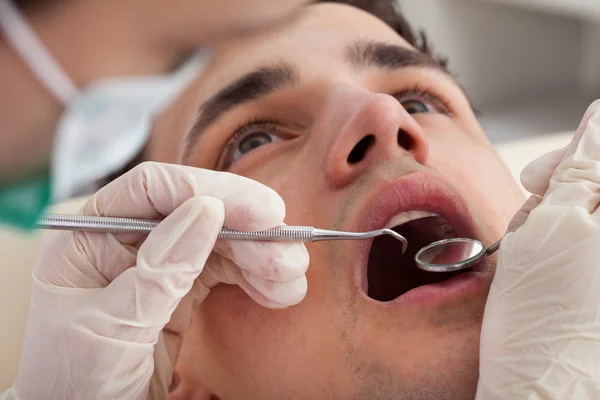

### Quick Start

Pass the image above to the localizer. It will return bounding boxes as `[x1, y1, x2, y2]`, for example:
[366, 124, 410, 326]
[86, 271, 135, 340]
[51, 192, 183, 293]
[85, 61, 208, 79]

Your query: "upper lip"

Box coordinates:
[351, 171, 480, 292]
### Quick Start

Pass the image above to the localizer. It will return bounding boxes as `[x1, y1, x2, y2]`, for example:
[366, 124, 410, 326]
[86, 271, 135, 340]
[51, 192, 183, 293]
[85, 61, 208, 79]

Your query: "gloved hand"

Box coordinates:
[1, 162, 309, 400]
[477, 100, 600, 399]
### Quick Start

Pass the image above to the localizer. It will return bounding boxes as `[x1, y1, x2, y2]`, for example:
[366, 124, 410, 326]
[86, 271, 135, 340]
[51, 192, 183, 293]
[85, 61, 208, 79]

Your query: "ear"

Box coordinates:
[168, 364, 215, 400]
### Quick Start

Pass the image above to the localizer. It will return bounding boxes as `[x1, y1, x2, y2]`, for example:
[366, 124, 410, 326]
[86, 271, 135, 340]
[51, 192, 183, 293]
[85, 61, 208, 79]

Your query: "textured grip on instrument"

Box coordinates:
[219, 226, 315, 241]
[37, 213, 158, 235]
[37, 214, 315, 241]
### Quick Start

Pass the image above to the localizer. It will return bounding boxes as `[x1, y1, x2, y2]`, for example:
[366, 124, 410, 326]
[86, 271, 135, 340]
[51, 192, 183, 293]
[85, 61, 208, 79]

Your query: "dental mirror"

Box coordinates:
[414, 238, 489, 272]
[414, 221, 525, 273]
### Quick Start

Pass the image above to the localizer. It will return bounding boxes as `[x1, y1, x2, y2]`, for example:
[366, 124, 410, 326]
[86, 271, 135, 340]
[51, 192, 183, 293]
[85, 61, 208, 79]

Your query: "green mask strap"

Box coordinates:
[0, 173, 51, 231]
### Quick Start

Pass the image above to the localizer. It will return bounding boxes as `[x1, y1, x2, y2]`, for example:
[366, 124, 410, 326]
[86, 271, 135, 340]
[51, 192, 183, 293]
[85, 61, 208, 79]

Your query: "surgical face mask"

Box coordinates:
[0, 0, 208, 230]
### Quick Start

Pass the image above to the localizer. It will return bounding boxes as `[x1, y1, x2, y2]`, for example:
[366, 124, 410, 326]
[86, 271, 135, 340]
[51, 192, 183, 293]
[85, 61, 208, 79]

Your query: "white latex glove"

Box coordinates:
[477, 100, 600, 399]
[1, 162, 309, 400]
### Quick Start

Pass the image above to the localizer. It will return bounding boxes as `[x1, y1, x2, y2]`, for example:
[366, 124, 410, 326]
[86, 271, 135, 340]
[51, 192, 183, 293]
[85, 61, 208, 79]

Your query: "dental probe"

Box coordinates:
[36, 213, 408, 254]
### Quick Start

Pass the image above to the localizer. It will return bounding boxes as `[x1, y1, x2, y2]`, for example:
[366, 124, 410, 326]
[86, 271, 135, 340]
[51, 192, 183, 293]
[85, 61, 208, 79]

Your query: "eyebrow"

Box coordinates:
[347, 39, 449, 74]
[183, 63, 298, 161]
[184, 41, 453, 160]
[348, 39, 476, 111]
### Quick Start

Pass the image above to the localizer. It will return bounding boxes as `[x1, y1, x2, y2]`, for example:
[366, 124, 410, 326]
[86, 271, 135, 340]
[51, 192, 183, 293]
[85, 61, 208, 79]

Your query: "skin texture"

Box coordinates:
[147, 4, 526, 399]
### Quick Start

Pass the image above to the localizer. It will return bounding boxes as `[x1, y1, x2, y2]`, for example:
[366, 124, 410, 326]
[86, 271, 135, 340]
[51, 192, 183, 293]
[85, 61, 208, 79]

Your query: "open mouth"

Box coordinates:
[367, 212, 472, 302]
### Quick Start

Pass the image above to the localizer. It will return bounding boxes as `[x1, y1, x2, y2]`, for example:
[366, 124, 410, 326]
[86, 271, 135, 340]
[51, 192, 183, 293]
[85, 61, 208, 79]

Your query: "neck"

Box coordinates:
[0, 1, 190, 179]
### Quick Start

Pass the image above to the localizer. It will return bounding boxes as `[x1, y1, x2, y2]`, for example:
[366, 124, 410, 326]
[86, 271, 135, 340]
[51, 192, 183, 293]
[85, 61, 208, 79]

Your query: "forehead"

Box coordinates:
[196, 3, 413, 100]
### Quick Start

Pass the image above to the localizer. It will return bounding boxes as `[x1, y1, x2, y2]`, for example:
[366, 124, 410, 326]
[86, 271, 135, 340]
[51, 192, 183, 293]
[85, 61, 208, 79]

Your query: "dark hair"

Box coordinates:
[318, 0, 448, 69]
[13, 0, 57, 12]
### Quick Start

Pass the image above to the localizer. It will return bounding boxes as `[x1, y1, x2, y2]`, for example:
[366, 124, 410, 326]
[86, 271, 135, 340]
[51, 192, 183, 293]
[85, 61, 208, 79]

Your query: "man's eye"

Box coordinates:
[238, 132, 275, 155]
[218, 122, 283, 170]
[400, 99, 434, 114]
[395, 87, 451, 115]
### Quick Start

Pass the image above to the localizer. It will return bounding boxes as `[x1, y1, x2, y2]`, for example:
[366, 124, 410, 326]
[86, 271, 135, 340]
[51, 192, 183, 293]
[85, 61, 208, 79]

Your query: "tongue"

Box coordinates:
[367, 217, 461, 302]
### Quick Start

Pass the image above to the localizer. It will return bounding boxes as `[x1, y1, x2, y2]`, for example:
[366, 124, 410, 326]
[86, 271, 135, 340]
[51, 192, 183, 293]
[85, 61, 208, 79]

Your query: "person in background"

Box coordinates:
[0, 0, 310, 228]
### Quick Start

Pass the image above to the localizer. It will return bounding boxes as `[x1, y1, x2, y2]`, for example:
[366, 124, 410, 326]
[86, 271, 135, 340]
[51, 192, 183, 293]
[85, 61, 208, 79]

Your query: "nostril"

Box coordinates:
[347, 135, 375, 164]
[397, 128, 414, 151]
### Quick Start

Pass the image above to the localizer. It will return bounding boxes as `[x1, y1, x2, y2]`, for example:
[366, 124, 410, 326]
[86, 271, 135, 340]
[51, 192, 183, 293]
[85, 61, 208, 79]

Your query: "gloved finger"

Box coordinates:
[153, 288, 200, 393]
[212, 238, 310, 283]
[164, 288, 197, 337]
[35, 230, 138, 287]
[542, 99, 600, 212]
[74, 162, 286, 286]
[207, 239, 309, 304]
[506, 195, 542, 233]
[84, 162, 284, 229]
[153, 278, 214, 395]
[520, 147, 567, 196]
[241, 269, 308, 307]
[151, 332, 175, 396]
[237, 279, 288, 309]
[95, 196, 224, 343]
[201, 254, 307, 308]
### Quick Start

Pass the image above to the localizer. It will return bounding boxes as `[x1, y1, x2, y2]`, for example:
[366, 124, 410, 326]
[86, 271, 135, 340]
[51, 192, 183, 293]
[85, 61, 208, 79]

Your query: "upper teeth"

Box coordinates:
[385, 211, 439, 229]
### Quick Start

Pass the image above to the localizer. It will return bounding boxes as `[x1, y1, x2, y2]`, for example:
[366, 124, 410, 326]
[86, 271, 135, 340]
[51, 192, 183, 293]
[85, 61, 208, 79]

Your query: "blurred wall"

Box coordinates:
[398, 0, 600, 141]
[579, 23, 600, 90]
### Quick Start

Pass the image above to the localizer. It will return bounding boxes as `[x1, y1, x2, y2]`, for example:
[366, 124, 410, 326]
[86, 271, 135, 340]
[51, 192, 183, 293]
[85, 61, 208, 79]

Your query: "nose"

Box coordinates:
[323, 91, 429, 187]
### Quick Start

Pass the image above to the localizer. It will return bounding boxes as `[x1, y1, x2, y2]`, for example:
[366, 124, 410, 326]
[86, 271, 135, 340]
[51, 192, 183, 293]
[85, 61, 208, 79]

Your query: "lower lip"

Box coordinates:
[369, 267, 492, 309]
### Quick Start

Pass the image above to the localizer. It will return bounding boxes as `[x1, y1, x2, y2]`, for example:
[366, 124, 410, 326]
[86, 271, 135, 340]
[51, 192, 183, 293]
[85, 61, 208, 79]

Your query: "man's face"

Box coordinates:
[149, 4, 525, 399]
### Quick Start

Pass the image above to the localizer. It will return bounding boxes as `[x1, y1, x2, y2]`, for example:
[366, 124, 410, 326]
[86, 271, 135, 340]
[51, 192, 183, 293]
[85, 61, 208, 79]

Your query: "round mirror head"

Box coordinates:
[414, 238, 486, 272]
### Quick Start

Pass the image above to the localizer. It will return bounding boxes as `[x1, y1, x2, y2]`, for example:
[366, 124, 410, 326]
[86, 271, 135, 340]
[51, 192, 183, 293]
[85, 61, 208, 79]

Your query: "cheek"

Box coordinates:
[191, 250, 351, 396]
[192, 286, 303, 390]
[229, 151, 325, 226]
[428, 137, 525, 237]
[189, 155, 357, 393]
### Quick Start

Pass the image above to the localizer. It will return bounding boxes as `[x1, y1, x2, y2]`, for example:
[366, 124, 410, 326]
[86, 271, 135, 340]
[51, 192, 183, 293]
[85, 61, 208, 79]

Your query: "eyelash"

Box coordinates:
[217, 85, 451, 170]
[218, 119, 284, 170]
[396, 84, 453, 115]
